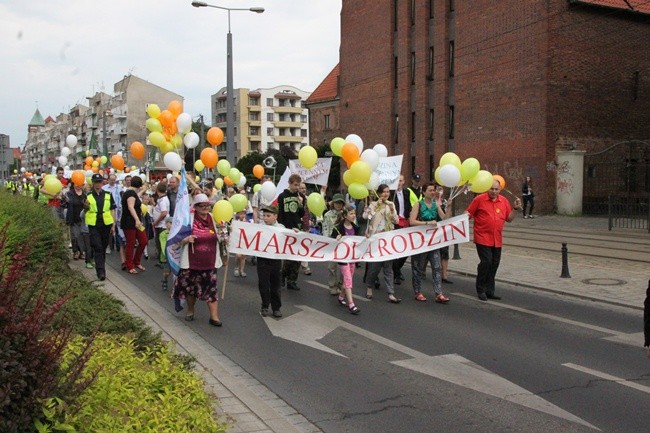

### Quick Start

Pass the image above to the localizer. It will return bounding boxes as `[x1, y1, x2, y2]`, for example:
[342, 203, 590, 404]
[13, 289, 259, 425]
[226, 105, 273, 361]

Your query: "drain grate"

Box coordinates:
[581, 278, 627, 286]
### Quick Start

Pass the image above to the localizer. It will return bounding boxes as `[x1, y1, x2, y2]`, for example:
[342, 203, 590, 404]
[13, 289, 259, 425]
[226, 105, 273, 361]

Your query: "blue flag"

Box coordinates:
[166, 168, 192, 276]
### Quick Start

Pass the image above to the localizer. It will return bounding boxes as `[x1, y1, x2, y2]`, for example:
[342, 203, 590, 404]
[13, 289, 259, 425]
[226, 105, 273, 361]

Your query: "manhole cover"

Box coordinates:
[581, 278, 627, 286]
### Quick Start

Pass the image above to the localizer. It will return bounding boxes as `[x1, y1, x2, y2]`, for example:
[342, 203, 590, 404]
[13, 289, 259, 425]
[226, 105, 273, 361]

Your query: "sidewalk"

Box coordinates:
[447, 214, 650, 310]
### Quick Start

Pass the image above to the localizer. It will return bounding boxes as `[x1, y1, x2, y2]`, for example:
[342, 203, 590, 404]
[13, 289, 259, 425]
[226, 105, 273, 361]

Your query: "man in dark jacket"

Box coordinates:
[277, 174, 306, 290]
[390, 174, 412, 283]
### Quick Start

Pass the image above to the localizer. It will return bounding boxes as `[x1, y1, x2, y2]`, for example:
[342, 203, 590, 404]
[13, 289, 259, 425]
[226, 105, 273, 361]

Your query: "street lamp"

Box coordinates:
[191, 1, 264, 164]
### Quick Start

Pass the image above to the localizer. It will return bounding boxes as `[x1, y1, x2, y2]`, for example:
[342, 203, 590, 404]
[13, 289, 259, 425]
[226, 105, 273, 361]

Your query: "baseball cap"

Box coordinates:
[261, 204, 278, 214]
[331, 193, 346, 204]
[91, 174, 104, 183]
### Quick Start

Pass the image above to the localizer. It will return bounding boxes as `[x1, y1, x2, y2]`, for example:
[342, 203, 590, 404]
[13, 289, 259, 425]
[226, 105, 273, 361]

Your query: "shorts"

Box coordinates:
[439, 246, 450, 260]
[115, 232, 126, 251]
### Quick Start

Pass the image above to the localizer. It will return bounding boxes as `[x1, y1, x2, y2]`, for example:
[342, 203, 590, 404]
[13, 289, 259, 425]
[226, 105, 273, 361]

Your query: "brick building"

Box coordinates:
[338, 0, 650, 213]
[305, 64, 342, 151]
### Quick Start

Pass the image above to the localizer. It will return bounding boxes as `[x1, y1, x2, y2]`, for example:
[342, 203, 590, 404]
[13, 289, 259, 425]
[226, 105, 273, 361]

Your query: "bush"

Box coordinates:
[36, 334, 227, 433]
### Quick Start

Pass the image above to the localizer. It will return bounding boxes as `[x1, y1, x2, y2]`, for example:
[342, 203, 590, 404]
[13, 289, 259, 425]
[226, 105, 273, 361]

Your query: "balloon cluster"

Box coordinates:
[208, 161, 269, 223]
[329, 134, 387, 200]
[433, 152, 496, 199]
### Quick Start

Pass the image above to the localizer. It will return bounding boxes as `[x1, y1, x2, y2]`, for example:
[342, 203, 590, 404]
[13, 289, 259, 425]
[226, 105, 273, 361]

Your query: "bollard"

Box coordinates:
[452, 243, 461, 260]
[560, 242, 571, 278]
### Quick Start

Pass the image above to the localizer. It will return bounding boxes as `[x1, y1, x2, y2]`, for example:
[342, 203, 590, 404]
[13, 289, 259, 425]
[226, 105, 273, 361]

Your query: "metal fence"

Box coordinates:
[607, 195, 650, 232]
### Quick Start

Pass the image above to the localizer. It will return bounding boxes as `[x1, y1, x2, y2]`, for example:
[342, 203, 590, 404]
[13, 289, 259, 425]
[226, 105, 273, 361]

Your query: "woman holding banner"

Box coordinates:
[363, 184, 400, 303]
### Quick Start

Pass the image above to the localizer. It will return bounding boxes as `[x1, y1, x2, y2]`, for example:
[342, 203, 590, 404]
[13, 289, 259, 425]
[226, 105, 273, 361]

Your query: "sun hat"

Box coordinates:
[192, 193, 210, 206]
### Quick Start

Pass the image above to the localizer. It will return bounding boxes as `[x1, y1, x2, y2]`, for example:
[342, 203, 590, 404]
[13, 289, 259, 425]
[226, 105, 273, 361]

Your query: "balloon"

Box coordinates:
[493, 174, 506, 189]
[160, 141, 174, 154]
[207, 127, 224, 146]
[167, 100, 183, 118]
[349, 160, 371, 184]
[61, 146, 71, 157]
[460, 158, 480, 181]
[260, 181, 277, 202]
[194, 160, 205, 172]
[71, 170, 85, 187]
[146, 118, 162, 133]
[183, 132, 200, 149]
[229, 193, 248, 212]
[217, 159, 231, 177]
[252, 164, 264, 179]
[348, 182, 369, 200]
[170, 134, 183, 149]
[141, 204, 148, 215]
[434, 166, 442, 185]
[330, 137, 345, 156]
[223, 176, 233, 186]
[360, 149, 380, 171]
[146, 104, 161, 119]
[253, 184, 262, 193]
[130, 141, 145, 160]
[345, 134, 364, 154]
[364, 172, 380, 191]
[306, 192, 325, 217]
[212, 199, 234, 223]
[228, 168, 241, 184]
[91, 160, 99, 168]
[200, 147, 219, 169]
[214, 178, 224, 189]
[148, 131, 166, 148]
[238, 175, 247, 188]
[85, 156, 94, 166]
[100, 155, 108, 165]
[110, 154, 125, 171]
[298, 145, 318, 168]
[439, 152, 462, 170]
[65, 134, 78, 146]
[163, 152, 183, 172]
[158, 110, 174, 128]
[43, 177, 63, 195]
[58, 156, 68, 166]
[470, 170, 494, 193]
[373, 143, 388, 158]
[437, 164, 461, 188]
[85, 150, 90, 156]
[85, 170, 94, 178]
[342, 169, 354, 186]
[176, 112, 192, 134]
[341, 142, 360, 166]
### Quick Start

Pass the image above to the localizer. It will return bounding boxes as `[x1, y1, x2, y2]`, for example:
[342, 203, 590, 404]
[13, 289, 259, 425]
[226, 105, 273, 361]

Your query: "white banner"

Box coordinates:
[288, 157, 332, 185]
[376, 155, 403, 190]
[230, 214, 469, 262]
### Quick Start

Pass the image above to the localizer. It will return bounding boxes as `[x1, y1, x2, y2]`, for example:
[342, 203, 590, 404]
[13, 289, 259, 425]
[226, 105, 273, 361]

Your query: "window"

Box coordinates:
[266, 98, 273, 107]
[301, 129, 307, 138]
[411, 111, 416, 142]
[267, 127, 274, 136]
[429, 109, 434, 140]
[324, 114, 331, 130]
[429, 155, 434, 180]
[249, 97, 259, 105]
[412, 156, 416, 175]
[267, 113, 274, 121]
[449, 41, 455, 77]
[301, 114, 307, 123]
[410, 52, 416, 85]
[233, 127, 237, 138]
[448, 105, 454, 139]
[249, 113, 259, 121]
[249, 126, 259, 135]
[427, 46, 434, 80]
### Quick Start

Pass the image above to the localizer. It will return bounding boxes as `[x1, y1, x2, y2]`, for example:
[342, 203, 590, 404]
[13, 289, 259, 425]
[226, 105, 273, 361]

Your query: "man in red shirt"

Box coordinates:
[466, 179, 522, 301]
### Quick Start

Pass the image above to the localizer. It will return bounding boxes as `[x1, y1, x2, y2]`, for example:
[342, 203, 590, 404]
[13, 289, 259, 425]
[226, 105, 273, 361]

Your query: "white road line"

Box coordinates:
[305, 279, 371, 302]
[562, 363, 650, 394]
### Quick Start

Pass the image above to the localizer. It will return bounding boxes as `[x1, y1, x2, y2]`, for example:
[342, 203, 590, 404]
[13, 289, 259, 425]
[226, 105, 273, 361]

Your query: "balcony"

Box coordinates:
[274, 120, 303, 128]
[248, 104, 261, 112]
[248, 120, 261, 127]
[273, 135, 303, 143]
[272, 105, 303, 114]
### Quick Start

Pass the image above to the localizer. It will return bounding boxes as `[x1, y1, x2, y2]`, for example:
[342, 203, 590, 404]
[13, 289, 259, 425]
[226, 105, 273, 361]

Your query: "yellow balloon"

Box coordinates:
[91, 161, 99, 167]
[439, 152, 462, 170]
[330, 137, 345, 157]
[194, 160, 205, 172]
[307, 192, 326, 217]
[212, 199, 234, 223]
[298, 145, 318, 169]
[161, 141, 174, 154]
[171, 133, 183, 149]
[146, 103, 161, 119]
[349, 161, 371, 184]
[141, 204, 148, 214]
[214, 178, 224, 189]
[343, 169, 354, 186]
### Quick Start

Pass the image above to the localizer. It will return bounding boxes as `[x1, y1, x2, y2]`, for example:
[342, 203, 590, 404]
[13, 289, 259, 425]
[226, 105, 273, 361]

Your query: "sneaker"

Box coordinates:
[85, 262, 94, 269]
[260, 308, 269, 317]
[234, 269, 240, 277]
[415, 292, 427, 302]
[161, 280, 168, 290]
[435, 294, 450, 304]
[529, 215, 535, 219]
[272, 310, 282, 318]
[240, 271, 247, 277]
[106, 247, 111, 254]
[302, 266, 312, 275]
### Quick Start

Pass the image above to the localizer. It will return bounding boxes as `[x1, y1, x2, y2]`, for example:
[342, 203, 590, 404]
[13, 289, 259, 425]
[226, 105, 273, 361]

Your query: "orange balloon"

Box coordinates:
[159, 110, 174, 128]
[493, 174, 506, 189]
[85, 156, 94, 166]
[84, 164, 91, 171]
[341, 142, 360, 165]
[252, 164, 265, 179]
[168, 100, 182, 118]
[130, 141, 145, 160]
[200, 147, 219, 169]
[71, 171, 85, 186]
[91, 166, 99, 173]
[207, 127, 224, 146]
[111, 154, 125, 171]
[125, 167, 130, 173]
[223, 176, 233, 186]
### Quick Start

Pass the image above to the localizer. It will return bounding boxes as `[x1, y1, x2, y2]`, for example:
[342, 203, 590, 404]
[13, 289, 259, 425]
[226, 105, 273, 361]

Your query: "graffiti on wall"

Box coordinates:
[482, 160, 523, 181]
[556, 160, 574, 195]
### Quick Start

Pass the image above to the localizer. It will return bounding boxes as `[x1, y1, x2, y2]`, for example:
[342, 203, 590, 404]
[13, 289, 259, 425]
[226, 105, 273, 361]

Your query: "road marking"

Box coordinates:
[305, 279, 370, 302]
[452, 293, 641, 346]
[562, 363, 650, 394]
[264, 305, 597, 429]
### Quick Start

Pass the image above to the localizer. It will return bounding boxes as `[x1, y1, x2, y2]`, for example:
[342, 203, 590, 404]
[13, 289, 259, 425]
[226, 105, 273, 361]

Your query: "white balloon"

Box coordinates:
[260, 181, 277, 202]
[438, 164, 461, 188]
[238, 175, 247, 188]
[117, 151, 123, 157]
[364, 172, 380, 191]
[176, 113, 192, 134]
[360, 149, 380, 171]
[66, 134, 78, 146]
[58, 155, 68, 166]
[20, 167, 26, 172]
[64, 165, 70, 171]
[373, 143, 388, 158]
[166, 173, 173, 181]
[139, 174, 147, 182]
[345, 134, 364, 154]
[183, 132, 200, 149]
[85, 170, 94, 177]
[61, 146, 71, 157]
[163, 152, 183, 172]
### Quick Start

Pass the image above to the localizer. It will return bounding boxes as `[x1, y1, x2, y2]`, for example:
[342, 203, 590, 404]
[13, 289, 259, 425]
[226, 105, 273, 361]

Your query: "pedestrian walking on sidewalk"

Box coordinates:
[256, 205, 284, 318]
[331, 205, 361, 314]
[521, 176, 535, 218]
[466, 179, 522, 301]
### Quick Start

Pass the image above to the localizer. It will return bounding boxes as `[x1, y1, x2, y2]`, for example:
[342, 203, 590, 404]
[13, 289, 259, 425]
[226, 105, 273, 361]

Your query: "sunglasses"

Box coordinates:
[196, 203, 211, 208]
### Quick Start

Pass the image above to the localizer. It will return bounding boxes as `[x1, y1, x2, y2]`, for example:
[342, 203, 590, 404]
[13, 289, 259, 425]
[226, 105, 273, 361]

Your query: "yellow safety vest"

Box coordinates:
[22, 184, 33, 197]
[407, 187, 422, 206]
[85, 192, 114, 226]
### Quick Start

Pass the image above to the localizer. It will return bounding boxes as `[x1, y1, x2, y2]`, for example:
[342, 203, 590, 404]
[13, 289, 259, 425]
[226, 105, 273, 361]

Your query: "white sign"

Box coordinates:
[289, 157, 332, 186]
[230, 214, 469, 262]
[376, 155, 403, 190]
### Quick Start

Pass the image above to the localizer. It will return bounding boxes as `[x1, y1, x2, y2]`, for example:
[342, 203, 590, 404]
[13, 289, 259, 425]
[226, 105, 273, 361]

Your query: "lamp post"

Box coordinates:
[191, 1, 264, 165]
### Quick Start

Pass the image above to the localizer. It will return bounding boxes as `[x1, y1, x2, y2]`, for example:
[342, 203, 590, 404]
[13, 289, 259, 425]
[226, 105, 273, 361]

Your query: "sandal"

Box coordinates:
[136, 265, 146, 271]
[337, 297, 347, 306]
[348, 305, 360, 315]
[128, 268, 138, 274]
[388, 295, 402, 304]
[366, 288, 373, 299]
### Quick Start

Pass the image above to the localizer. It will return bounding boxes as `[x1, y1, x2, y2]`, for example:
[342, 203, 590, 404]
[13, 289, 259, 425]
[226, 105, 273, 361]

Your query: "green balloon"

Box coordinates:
[229, 193, 247, 212]
[307, 192, 326, 217]
[348, 182, 369, 200]
[253, 184, 262, 193]
[460, 158, 480, 181]
[217, 159, 231, 177]
[330, 137, 345, 157]
[470, 170, 493, 193]
[146, 117, 163, 133]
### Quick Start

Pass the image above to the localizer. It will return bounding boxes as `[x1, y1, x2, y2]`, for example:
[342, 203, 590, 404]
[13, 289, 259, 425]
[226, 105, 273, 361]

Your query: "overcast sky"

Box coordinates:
[0, 0, 341, 148]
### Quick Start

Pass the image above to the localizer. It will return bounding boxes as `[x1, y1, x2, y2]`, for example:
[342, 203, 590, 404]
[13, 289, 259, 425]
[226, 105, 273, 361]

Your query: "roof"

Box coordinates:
[305, 64, 339, 104]
[570, 0, 650, 15]
[28, 108, 45, 127]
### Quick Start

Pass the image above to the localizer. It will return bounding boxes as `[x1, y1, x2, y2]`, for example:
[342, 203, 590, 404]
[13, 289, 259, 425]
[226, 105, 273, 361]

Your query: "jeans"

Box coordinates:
[476, 244, 502, 296]
[365, 260, 395, 294]
[412, 249, 442, 295]
[523, 195, 534, 216]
